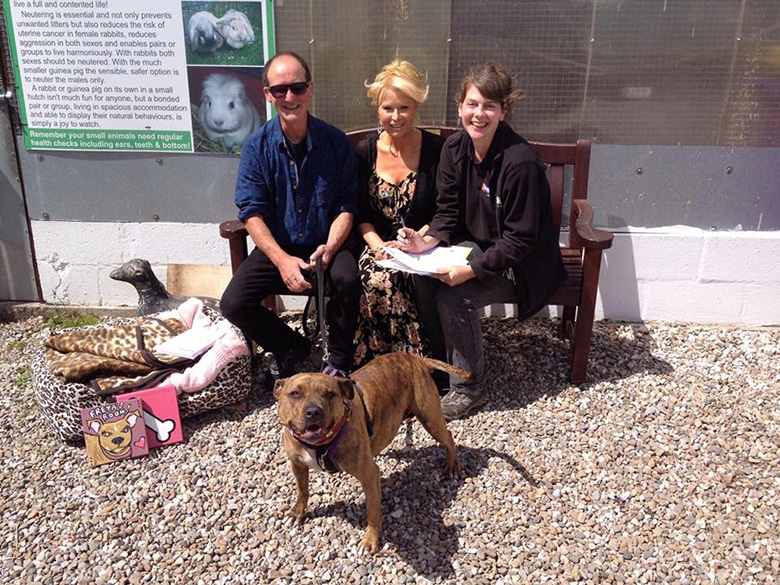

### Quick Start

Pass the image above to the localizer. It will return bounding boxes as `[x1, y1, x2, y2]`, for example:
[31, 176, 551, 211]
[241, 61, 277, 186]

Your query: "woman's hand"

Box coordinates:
[432, 264, 476, 287]
[371, 245, 390, 261]
[396, 227, 427, 253]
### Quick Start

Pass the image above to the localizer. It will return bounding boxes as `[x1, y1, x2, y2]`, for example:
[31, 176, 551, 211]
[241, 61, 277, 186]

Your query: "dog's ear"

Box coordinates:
[125, 411, 140, 427]
[337, 378, 355, 400]
[88, 419, 102, 434]
[272, 378, 286, 399]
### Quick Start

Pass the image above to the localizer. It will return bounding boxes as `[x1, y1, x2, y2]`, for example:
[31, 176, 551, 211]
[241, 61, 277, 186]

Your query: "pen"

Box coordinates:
[398, 217, 410, 244]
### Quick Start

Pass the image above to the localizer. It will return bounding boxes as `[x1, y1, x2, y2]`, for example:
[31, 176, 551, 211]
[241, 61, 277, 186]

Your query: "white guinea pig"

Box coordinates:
[198, 73, 262, 149]
[188, 11, 224, 55]
[216, 9, 255, 50]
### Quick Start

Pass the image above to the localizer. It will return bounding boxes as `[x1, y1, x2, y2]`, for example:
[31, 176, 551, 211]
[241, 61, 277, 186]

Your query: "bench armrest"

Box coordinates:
[219, 219, 247, 240]
[571, 199, 614, 250]
[219, 220, 249, 273]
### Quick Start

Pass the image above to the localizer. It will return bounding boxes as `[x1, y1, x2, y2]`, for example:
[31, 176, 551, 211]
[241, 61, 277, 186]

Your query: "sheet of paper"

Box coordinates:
[376, 245, 472, 275]
[154, 327, 219, 359]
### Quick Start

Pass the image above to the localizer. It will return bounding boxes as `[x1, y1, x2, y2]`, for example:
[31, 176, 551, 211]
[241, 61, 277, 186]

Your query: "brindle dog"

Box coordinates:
[274, 352, 473, 553]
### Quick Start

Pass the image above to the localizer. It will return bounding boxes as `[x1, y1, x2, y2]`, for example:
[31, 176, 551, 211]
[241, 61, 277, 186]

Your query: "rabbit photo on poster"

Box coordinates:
[188, 11, 224, 55]
[217, 9, 255, 50]
[198, 73, 262, 149]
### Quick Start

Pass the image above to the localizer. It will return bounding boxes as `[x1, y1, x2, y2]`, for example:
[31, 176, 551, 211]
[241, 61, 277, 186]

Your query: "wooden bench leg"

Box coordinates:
[570, 248, 603, 384]
[560, 306, 576, 341]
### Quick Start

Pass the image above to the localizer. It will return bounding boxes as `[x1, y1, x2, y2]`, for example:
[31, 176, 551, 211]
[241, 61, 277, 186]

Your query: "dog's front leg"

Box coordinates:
[358, 459, 382, 554]
[288, 460, 310, 524]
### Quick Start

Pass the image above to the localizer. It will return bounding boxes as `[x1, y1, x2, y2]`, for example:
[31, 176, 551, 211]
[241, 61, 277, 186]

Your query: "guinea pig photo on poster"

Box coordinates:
[196, 72, 263, 151]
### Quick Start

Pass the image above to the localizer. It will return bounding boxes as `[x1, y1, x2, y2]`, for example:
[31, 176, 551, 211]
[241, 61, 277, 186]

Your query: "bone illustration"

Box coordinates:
[142, 410, 176, 443]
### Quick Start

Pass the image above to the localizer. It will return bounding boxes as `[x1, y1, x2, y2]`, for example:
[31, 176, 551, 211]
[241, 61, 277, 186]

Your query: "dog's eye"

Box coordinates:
[287, 389, 301, 399]
[325, 390, 337, 400]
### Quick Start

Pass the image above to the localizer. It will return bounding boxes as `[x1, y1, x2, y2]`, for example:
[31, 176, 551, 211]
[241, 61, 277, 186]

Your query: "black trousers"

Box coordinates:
[220, 244, 360, 370]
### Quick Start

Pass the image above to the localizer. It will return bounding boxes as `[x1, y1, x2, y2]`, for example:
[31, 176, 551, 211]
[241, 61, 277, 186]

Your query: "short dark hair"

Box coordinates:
[458, 62, 525, 118]
[263, 51, 312, 86]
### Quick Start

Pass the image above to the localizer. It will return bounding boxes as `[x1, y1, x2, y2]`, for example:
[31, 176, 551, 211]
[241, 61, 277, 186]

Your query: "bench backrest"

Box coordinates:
[346, 126, 592, 251]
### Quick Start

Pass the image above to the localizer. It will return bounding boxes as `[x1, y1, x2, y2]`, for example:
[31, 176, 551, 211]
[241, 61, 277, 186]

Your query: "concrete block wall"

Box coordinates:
[31, 221, 228, 307]
[599, 228, 779, 325]
[30, 220, 780, 326]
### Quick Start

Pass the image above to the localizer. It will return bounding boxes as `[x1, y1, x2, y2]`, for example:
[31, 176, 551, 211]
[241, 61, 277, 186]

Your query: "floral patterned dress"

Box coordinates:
[353, 170, 429, 366]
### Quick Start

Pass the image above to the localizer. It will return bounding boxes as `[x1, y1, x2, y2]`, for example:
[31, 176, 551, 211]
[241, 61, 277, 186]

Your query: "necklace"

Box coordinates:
[381, 129, 420, 158]
[382, 138, 400, 157]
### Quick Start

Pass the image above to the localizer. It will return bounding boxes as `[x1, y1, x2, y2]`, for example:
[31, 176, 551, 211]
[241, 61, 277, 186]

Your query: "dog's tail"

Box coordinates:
[421, 357, 476, 381]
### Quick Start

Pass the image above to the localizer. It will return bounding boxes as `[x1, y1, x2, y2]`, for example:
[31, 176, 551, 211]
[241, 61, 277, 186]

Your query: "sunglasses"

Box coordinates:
[267, 81, 310, 99]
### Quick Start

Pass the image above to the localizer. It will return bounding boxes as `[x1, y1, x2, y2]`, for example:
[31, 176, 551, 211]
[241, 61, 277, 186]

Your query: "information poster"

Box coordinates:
[3, 0, 274, 153]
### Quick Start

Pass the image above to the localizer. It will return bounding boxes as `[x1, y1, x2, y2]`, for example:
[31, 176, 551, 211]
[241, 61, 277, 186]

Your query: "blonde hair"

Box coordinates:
[365, 59, 429, 106]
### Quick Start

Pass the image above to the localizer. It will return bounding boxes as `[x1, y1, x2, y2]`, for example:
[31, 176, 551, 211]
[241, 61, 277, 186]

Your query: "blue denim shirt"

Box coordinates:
[234, 115, 359, 247]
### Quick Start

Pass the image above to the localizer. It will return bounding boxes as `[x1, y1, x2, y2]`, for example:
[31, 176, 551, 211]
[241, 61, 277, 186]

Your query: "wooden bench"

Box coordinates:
[219, 127, 613, 383]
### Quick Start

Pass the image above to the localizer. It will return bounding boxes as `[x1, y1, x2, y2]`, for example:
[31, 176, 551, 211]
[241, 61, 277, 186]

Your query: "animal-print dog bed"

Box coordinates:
[31, 315, 252, 443]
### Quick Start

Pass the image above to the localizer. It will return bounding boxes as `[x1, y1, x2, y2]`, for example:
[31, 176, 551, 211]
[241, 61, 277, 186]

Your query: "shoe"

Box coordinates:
[321, 362, 350, 378]
[440, 387, 488, 421]
[269, 337, 312, 385]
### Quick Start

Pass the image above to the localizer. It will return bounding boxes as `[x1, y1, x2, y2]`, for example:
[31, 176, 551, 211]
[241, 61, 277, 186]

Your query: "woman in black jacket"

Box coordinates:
[398, 62, 566, 420]
[353, 59, 445, 367]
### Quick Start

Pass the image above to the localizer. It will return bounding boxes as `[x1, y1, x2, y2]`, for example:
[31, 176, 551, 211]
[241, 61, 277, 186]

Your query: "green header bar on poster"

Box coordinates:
[24, 128, 192, 151]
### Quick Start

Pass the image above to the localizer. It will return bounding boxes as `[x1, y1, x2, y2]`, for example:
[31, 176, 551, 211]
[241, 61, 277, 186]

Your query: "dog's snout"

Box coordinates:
[304, 403, 323, 422]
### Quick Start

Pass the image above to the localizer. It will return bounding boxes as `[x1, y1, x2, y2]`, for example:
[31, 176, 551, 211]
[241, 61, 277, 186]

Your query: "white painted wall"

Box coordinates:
[30, 220, 780, 326]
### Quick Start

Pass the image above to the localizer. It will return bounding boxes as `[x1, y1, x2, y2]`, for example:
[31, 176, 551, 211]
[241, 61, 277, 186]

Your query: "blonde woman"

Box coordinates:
[353, 59, 445, 374]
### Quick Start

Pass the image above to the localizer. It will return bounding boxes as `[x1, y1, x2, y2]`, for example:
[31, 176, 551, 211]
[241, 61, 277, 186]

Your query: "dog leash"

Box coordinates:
[315, 256, 329, 365]
[300, 257, 329, 360]
[315, 256, 373, 437]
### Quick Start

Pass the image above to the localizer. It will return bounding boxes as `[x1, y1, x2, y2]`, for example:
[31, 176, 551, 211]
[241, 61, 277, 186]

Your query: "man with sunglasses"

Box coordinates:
[221, 51, 360, 383]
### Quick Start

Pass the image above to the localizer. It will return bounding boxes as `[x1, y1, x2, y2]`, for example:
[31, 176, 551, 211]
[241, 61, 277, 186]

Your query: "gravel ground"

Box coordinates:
[1, 311, 778, 584]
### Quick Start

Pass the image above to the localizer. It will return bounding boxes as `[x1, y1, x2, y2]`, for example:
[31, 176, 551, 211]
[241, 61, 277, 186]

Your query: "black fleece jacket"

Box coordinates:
[427, 122, 566, 319]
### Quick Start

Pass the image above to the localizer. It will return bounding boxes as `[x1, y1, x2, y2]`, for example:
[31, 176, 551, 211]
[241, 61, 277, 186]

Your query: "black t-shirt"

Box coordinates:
[286, 136, 308, 168]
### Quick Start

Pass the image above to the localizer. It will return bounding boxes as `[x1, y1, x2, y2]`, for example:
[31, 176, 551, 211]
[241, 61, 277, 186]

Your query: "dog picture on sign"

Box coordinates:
[81, 399, 150, 467]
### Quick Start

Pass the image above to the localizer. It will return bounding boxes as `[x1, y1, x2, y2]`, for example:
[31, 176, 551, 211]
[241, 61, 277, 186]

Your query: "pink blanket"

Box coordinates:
[155, 298, 250, 394]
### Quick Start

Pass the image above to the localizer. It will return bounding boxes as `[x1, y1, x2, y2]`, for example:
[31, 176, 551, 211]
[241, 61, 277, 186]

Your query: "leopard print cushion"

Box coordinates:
[44, 317, 188, 384]
[32, 314, 252, 443]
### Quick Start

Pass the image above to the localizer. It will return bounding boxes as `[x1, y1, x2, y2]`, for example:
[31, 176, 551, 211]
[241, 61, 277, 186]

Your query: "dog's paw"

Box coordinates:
[359, 530, 381, 555]
[443, 458, 463, 479]
[288, 503, 307, 525]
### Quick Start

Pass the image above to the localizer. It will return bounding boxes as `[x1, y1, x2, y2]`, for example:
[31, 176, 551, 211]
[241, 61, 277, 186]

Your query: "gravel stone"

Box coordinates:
[0, 313, 778, 584]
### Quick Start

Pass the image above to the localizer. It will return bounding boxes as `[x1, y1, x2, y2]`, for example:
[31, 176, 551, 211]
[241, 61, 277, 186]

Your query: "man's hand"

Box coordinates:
[280, 254, 313, 293]
[308, 244, 333, 271]
[245, 215, 312, 291]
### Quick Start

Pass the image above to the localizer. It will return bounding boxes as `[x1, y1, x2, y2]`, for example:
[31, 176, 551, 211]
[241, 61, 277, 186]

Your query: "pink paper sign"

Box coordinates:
[117, 384, 183, 449]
